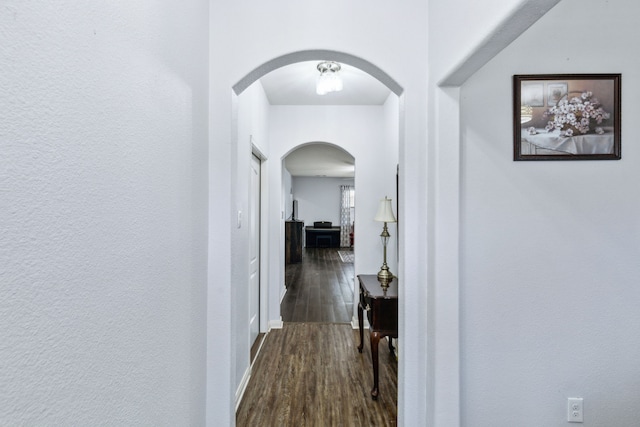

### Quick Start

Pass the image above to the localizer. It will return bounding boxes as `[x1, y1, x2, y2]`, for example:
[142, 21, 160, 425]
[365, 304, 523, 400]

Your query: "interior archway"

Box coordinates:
[283, 142, 355, 179]
[282, 142, 356, 323]
[232, 50, 403, 416]
[233, 49, 403, 97]
[234, 51, 403, 324]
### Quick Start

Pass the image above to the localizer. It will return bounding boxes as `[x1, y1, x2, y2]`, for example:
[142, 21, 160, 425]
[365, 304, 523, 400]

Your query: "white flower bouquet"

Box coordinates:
[544, 91, 610, 137]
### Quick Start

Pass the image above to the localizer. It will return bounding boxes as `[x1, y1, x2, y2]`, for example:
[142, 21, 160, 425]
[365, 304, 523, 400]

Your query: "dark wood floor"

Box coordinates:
[282, 248, 355, 323]
[238, 249, 397, 425]
[236, 323, 398, 426]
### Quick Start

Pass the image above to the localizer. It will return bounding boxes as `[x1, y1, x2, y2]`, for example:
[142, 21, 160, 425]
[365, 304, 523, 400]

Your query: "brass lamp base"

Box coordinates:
[377, 219, 394, 290]
[377, 266, 393, 290]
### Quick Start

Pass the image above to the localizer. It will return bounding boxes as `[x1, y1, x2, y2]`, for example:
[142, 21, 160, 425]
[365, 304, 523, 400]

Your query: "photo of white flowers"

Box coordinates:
[513, 74, 621, 161]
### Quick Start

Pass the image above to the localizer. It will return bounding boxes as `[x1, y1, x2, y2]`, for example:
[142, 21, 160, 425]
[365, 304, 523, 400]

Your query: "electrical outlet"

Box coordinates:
[568, 398, 583, 423]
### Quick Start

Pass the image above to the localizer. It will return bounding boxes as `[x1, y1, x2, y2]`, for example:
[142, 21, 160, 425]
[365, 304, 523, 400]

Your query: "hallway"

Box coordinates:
[237, 248, 397, 425]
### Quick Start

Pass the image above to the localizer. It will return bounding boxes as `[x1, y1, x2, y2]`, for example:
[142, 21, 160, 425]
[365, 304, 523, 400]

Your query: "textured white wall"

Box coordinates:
[233, 82, 271, 398]
[0, 2, 209, 426]
[429, 0, 556, 82]
[292, 176, 355, 228]
[460, 0, 640, 425]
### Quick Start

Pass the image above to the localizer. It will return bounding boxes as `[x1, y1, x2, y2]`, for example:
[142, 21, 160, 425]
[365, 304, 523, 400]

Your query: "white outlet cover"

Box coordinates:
[568, 397, 583, 423]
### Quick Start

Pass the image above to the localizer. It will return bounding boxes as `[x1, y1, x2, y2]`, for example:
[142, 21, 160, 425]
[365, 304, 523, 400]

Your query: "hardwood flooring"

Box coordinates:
[250, 333, 265, 364]
[282, 248, 355, 323]
[236, 323, 398, 426]
[238, 249, 397, 426]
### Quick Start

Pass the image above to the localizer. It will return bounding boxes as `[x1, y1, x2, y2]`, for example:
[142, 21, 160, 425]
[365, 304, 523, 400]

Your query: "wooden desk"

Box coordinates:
[357, 274, 398, 400]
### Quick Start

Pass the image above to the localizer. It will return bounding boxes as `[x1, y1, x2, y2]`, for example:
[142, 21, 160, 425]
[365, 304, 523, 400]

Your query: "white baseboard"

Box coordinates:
[235, 366, 251, 413]
[236, 330, 271, 412]
[280, 285, 287, 303]
[351, 314, 369, 329]
[351, 316, 359, 329]
[269, 317, 283, 330]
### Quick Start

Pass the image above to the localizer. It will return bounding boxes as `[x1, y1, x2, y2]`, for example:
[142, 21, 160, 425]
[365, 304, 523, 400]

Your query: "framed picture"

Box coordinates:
[513, 74, 621, 161]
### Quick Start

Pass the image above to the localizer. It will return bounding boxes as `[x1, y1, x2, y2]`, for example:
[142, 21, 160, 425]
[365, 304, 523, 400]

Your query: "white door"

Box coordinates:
[249, 154, 261, 346]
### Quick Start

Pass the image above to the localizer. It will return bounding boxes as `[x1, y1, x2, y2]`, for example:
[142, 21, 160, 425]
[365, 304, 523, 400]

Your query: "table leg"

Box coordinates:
[370, 331, 381, 400]
[357, 303, 364, 353]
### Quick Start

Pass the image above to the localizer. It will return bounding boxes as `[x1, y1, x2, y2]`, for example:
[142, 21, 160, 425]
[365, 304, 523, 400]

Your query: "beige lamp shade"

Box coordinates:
[374, 197, 396, 223]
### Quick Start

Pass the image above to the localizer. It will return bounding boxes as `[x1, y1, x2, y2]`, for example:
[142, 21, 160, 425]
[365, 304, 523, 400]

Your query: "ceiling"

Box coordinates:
[260, 61, 391, 178]
[260, 61, 391, 106]
[284, 144, 355, 178]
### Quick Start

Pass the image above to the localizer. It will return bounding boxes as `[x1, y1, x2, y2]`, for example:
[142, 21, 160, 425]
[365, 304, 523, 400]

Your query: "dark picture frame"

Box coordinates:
[514, 74, 621, 161]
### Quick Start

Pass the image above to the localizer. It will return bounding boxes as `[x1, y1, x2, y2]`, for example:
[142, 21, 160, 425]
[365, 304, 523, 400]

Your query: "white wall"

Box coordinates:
[292, 176, 354, 228]
[430, 0, 562, 85]
[460, 0, 640, 426]
[234, 82, 271, 398]
[427, 2, 563, 425]
[428, 0, 523, 80]
[1, 2, 209, 426]
[283, 168, 293, 220]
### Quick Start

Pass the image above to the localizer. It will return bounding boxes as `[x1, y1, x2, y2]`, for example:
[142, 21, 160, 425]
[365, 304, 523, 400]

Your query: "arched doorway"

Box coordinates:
[239, 55, 401, 333]
[215, 49, 411, 424]
[281, 142, 356, 323]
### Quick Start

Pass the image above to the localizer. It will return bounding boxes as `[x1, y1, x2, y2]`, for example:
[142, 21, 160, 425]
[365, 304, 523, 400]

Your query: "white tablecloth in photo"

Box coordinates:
[521, 128, 614, 155]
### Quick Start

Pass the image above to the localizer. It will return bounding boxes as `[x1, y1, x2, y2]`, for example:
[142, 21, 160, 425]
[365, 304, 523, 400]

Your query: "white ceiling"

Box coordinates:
[284, 144, 355, 178]
[260, 61, 390, 178]
[260, 61, 391, 106]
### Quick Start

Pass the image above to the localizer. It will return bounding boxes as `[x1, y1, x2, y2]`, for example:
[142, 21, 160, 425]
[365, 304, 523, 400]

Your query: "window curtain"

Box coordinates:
[340, 185, 354, 247]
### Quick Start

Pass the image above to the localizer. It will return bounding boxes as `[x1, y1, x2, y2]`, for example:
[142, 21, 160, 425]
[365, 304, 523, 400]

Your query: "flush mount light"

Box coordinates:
[316, 61, 343, 95]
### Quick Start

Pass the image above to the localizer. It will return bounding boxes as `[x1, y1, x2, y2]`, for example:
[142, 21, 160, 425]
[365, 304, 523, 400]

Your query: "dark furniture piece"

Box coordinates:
[349, 223, 354, 247]
[357, 274, 398, 400]
[285, 220, 303, 264]
[313, 221, 332, 228]
[305, 221, 341, 248]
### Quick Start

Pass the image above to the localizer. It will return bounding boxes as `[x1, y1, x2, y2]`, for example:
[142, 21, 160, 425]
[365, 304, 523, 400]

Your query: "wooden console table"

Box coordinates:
[357, 274, 398, 400]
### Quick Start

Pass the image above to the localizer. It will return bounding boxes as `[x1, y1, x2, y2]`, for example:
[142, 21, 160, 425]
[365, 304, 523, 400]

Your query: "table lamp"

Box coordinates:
[374, 196, 397, 287]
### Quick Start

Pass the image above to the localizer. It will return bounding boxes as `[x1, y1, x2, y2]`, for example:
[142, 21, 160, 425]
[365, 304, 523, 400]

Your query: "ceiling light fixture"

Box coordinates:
[316, 61, 343, 95]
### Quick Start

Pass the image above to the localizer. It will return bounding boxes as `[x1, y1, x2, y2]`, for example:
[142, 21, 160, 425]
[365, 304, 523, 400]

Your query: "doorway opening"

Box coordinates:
[232, 50, 403, 418]
[281, 142, 356, 323]
[234, 51, 402, 333]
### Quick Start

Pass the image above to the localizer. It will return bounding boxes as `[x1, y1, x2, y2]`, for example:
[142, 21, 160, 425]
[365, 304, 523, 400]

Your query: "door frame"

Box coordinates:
[251, 139, 269, 334]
